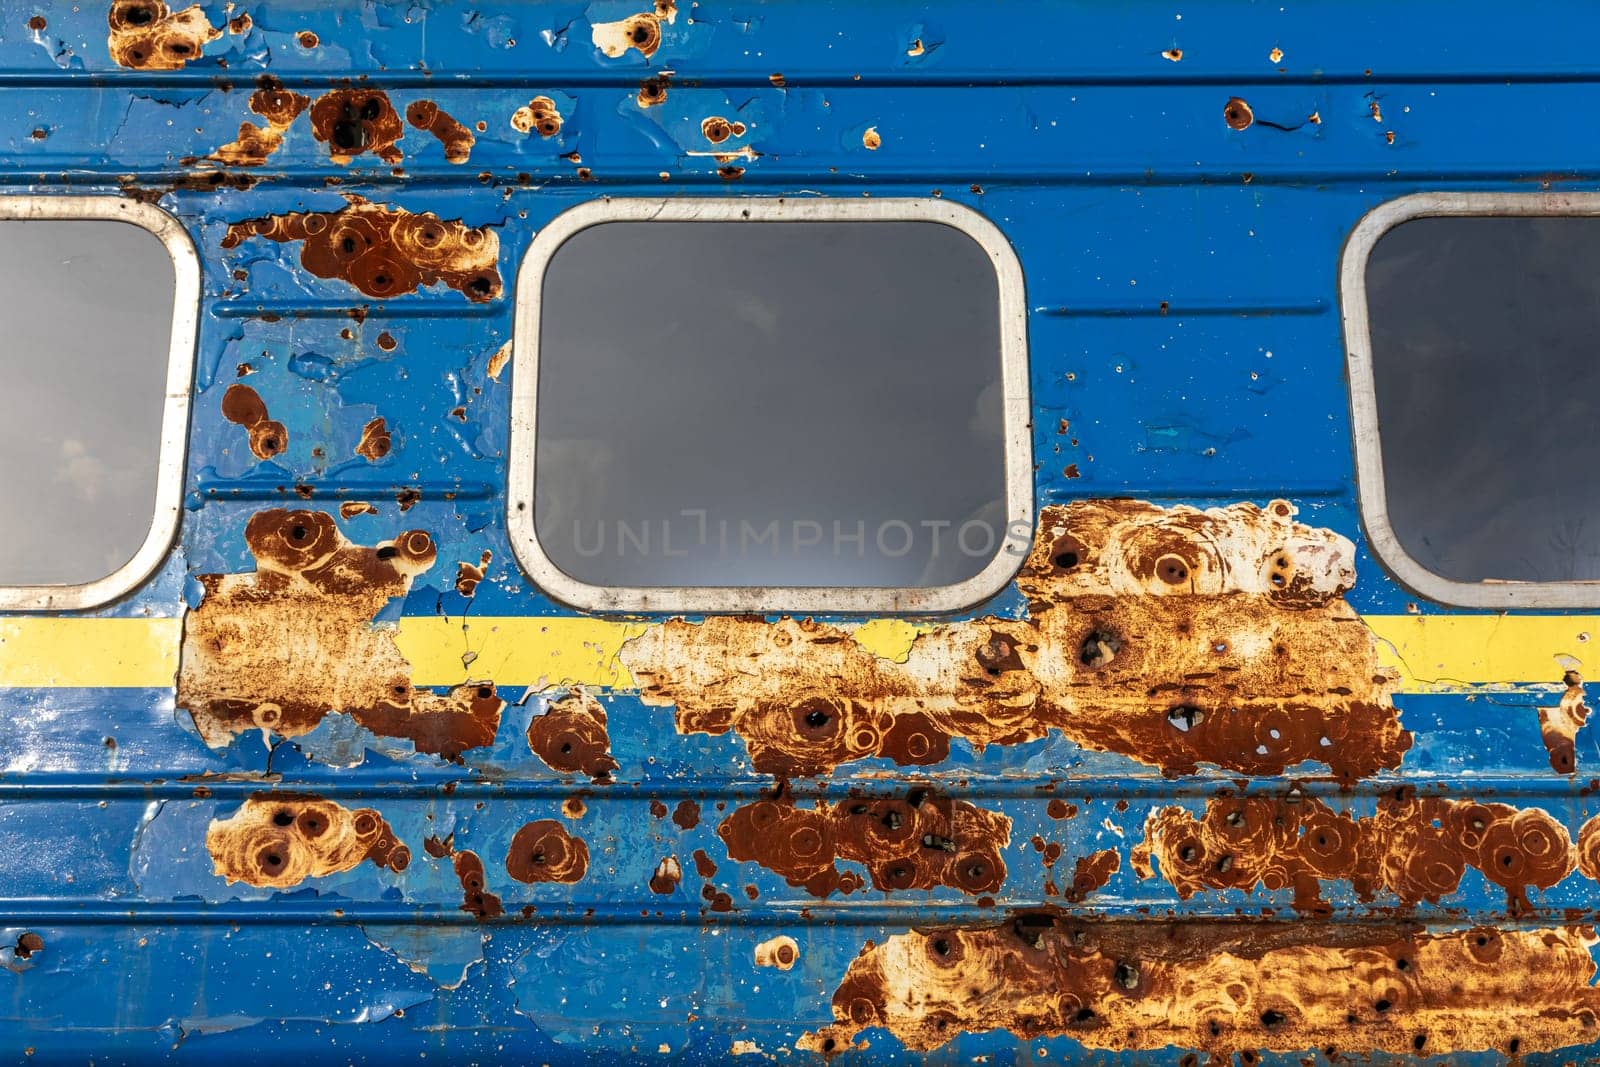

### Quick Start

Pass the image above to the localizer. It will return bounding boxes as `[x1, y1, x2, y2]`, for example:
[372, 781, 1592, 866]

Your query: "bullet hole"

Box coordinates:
[1260, 1009, 1286, 1028]
[124, 4, 155, 25]
[1395, 956, 1410, 971]
[1079, 630, 1121, 669]
[1413, 1033, 1427, 1051]
[271, 809, 295, 827]
[1224, 96, 1255, 130]
[1215, 853, 1233, 873]
[1114, 961, 1140, 989]
[805, 708, 829, 728]
[14, 932, 43, 959]
[375, 545, 398, 560]
[1051, 534, 1085, 570]
[1167, 705, 1204, 732]
[1374, 998, 1392, 1013]
[1075, 1008, 1097, 1024]
[1155, 554, 1190, 584]
[932, 937, 952, 957]
[718, 165, 745, 181]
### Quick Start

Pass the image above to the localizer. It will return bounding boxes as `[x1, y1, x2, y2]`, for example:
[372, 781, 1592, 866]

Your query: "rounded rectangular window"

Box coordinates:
[1343, 192, 1600, 607]
[508, 198, 1031, 614]
[0, 198, 199, 611]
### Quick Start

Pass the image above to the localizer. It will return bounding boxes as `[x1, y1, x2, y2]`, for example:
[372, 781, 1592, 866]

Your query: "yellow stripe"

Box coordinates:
[395, 616, 648, 688]
[2, 613, 1595, 691]
[1366, 614, 1597, 692]
[0, 617, 182, 687]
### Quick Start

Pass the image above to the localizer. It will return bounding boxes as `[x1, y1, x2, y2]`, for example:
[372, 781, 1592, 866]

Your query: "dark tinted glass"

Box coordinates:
[1366, 215, 1600, 583]
[534, 220, 1006, 588]
[0, 220, 174, 585]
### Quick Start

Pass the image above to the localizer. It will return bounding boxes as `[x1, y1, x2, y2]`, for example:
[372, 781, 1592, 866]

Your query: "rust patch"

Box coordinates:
[672, 799, 700, 830]
[296, 29, 318, 48]
[1066, 849, 1120, 902]
[220, 384, 287, 461]
[308, 89, 405, 165]
[221, 196, 503, 302]
[591, 0, 676, 59]
[1224, 96, 1255, 130]
[505, 819, 589, 884]
[700, 116, 745, 144]
[804, 917, 1600, 1058]
[452, 851, 502, 919]
[755, 935, 799, 970]
[376, 330, 398, 352]
[527, 690, 619, 782]
[510, 96, 563, 137]
[649, 855, 682, 894]
[1541, 671, 1591, 775]
[406, 100, 475, 164]
[455, 550, 492, 597]
[177, 509, 504, 762]
[862, 127, 881, 150]
[624, 500, 1407, 781]
[355, 416, 391, 461]
[107, 1, 220, 70]
[396, 488, 421, 511]
[206, 793, 408, 888]
[718, 784, 1010, 898]
[339, 501, 377, 519]
[27, 15, 46, 31]
[350, 681, 503, 763]
[1136, 790, 1575, 914]
[208, 79, 311, 166]
[637, 75, 670, 107]
[227, 13, 250, 33]
[562, 795, 586, 820]
[13, 932, 43, 960]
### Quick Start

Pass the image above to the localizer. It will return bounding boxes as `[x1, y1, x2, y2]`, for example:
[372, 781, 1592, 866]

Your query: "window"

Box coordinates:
[508, 198, 1031, 614]
[0, 198, 198, 610]
[1343, 192, 1600, 606]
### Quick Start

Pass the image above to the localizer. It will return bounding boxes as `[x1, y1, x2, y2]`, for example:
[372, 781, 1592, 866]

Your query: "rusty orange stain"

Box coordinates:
[355, 416, 391, 461]
[510, 96, 563, 137]
[308, 89, 406, 165]
[177, 509, 504, 762]
[804, 917, 1600, 1058]
[505, 819, 589, 884]
[454, 550, 492, 597]
[718, 784, 1009, 897]
[207, 793, 408, 888]
[526, 689, 619, 782]
[206, 78, 311, 167]
[406, 100, 475, 164]
[220, 383, 287, 460]
[221, 196, 503, 302]
[1540, 672, 1590, 774]
[107, 0, 219, 70]
[1136, 789, 1574, 914]
[624, 500, 1408, 781]
[591, 0, 676, 59]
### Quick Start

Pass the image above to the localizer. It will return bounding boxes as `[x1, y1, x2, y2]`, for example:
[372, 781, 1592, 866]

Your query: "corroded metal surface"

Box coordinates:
[4, 2, 1600, 1064]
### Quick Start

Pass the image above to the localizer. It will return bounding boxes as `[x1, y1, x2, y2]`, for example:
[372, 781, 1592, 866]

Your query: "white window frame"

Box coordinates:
[0, 197, 199, 611]
[1342, 190, 1600, 607]
[508, 197, 1033, 615]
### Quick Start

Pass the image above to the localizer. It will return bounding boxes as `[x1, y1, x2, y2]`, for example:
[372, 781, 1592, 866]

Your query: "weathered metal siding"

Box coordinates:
[1, 2, 1598, 1063]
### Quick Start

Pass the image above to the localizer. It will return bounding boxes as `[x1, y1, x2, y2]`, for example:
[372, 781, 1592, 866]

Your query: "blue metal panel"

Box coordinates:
[1, 2, 1600, 1064]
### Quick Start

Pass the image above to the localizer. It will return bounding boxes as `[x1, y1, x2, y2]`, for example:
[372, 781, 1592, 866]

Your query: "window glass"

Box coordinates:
[1364, 215, 1600, 583]
[532, 219, 1009, 590]
[0, 220, 175, 586]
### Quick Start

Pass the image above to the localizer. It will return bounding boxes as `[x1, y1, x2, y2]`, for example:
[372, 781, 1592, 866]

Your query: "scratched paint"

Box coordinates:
[6, 2, 1600, 1063]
